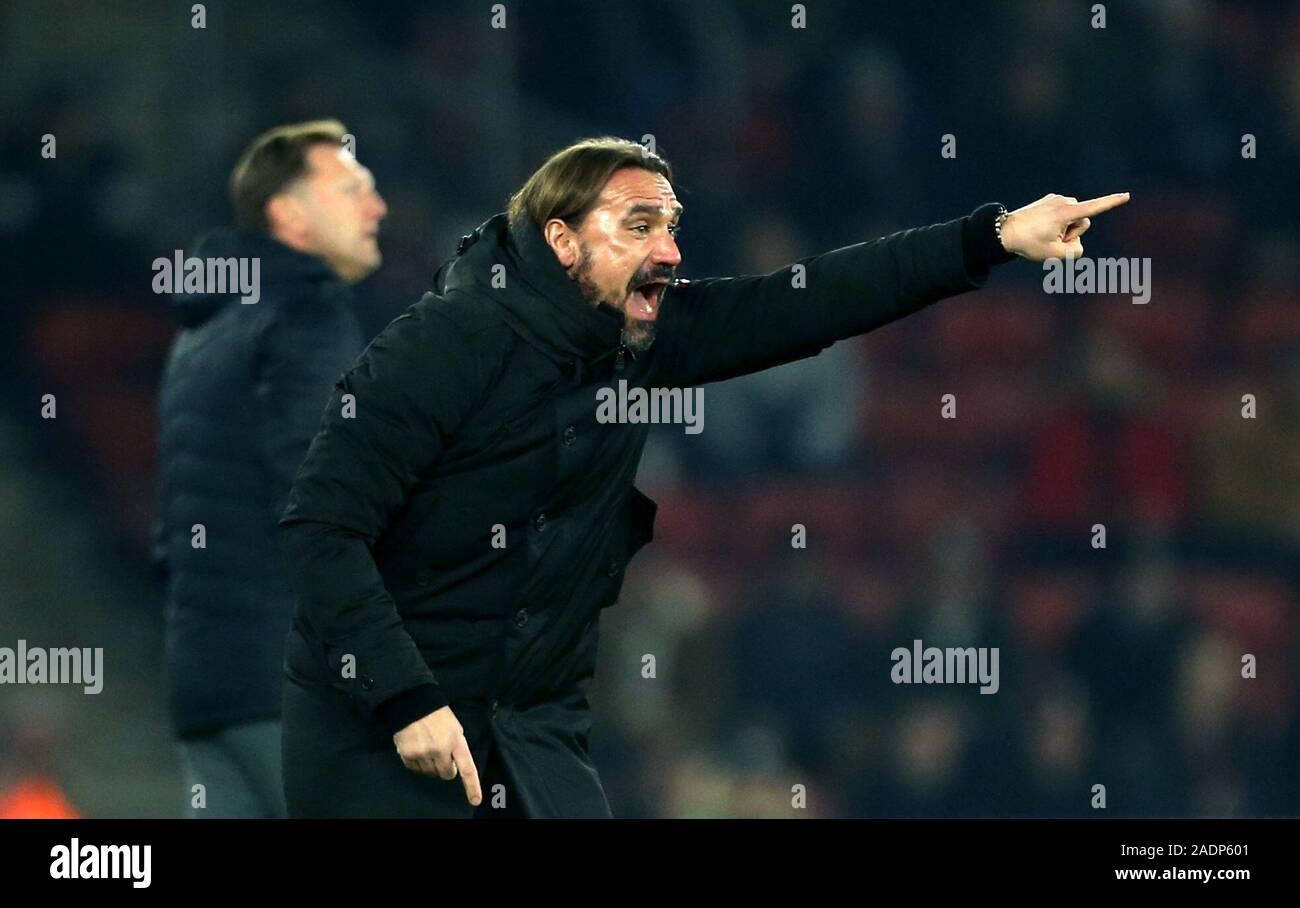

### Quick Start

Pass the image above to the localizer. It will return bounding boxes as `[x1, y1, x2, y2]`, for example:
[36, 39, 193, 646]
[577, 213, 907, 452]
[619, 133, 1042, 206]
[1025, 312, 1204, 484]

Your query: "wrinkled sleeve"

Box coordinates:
[277, 300, 486, 733]
[654, 204, 1011, 387]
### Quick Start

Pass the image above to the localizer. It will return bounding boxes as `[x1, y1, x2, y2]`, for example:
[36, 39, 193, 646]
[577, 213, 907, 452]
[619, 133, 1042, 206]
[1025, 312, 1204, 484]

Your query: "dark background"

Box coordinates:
[1, 0, 1297, 817]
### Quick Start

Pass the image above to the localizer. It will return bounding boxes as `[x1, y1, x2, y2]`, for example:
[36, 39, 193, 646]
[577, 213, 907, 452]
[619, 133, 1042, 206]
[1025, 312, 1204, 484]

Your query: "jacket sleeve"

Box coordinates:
[257, 300, 364, 507]
[653, 203, 1015, 387]
[277, 299, 488, 734]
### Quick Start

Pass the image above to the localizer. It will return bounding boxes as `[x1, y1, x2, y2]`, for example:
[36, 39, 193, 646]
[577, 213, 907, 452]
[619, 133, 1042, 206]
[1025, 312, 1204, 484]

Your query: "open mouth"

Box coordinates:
[629, 280, 668, 321]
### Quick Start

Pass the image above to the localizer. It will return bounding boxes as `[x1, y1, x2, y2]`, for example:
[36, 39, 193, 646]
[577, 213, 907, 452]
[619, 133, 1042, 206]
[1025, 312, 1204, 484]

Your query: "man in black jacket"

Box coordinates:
[278, 136, 1128, 818]
[156, 120, 387, 817]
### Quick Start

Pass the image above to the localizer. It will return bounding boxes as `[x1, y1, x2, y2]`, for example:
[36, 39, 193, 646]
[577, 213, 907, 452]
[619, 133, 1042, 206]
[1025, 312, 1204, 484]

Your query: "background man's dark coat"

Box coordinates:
[277, 204, 1013, 817]
[155, 228, 364, 737]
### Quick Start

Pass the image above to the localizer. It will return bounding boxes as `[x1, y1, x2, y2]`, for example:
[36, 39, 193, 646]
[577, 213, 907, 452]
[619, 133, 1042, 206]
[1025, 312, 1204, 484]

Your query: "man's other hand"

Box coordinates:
[393, 705, 483, 806]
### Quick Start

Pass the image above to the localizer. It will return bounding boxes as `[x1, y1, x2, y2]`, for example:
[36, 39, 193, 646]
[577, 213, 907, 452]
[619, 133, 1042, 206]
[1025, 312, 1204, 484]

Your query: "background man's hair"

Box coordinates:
[228, 119, 348, 233]
[507, 137, 673, 230]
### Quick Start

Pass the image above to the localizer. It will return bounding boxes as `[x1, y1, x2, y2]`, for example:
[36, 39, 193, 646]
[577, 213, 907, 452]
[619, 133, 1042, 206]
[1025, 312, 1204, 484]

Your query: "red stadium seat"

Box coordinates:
[1236, 291, 1300, 358]
[26, 299, 173, 385]
[862, 373, 1048, 459]
[1090, 283, 1211, 370]
[930, 290, 1058, 371]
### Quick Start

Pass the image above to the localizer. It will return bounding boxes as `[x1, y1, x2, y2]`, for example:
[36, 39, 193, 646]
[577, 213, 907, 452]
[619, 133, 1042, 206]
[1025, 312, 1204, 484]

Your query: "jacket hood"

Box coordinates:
[167, 228, 338, 328]
[435, 213, 626, 364]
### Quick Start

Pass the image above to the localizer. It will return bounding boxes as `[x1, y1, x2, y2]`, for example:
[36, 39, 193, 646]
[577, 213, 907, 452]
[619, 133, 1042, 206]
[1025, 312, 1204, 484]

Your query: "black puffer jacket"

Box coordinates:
[277, 204, 1014, 743]
[155, 228, 363, 737]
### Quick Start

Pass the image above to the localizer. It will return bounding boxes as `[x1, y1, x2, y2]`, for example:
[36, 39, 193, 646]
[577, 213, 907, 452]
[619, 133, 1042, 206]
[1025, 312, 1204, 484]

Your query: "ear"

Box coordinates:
[265, 193, 304, 236]
[543, 218, 579, 269]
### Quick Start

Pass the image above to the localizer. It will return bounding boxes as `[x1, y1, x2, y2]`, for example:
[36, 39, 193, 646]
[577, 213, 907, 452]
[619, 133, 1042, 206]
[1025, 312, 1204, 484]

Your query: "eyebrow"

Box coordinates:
[623, 202, 683, 220]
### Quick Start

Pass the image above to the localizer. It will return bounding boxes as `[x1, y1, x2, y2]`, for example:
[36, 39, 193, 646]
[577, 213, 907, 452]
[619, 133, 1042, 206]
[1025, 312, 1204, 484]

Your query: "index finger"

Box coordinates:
[1069, 192, 1130, 218]
[453, 738, 482, 807]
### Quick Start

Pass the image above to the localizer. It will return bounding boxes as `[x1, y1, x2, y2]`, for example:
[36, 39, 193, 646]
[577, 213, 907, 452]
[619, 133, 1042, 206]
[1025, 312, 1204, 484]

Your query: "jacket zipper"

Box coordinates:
[582, 334, 632, 378]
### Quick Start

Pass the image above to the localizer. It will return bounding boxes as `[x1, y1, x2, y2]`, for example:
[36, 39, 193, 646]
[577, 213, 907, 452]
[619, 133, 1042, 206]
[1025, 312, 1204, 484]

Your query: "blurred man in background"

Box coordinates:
[154, 119, 387, 817]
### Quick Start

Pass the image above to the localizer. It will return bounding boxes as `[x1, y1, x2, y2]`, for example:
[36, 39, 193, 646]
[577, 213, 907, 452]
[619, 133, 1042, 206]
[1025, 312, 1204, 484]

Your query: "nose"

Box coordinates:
[370, 191, 388, 221]
[654, 230, 682, 268]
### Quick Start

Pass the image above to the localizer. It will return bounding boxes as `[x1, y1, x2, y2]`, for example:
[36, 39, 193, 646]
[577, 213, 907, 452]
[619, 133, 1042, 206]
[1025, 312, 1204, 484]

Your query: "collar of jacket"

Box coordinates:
[168, 227, 342, 327]
[440, 212, 627, 366]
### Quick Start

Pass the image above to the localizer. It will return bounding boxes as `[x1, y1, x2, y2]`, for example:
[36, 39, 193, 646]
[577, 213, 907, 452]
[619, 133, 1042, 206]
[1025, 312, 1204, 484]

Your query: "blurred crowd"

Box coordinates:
[1, 0, 1297, 816]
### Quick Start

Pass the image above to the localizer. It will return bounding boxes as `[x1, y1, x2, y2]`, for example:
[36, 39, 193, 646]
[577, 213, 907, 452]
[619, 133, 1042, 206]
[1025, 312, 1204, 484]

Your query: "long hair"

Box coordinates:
[506, 137, 673, 229]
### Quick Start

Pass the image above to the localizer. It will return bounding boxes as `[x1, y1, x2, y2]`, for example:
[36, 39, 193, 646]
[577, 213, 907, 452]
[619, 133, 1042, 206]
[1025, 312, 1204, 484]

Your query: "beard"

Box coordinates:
[571, 242, 663, 354]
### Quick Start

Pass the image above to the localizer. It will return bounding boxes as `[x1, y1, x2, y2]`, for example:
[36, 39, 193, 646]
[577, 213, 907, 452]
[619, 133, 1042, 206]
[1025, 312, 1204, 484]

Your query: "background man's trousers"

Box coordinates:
[281, 674, 613, 818]
[178, 720, 288, 818]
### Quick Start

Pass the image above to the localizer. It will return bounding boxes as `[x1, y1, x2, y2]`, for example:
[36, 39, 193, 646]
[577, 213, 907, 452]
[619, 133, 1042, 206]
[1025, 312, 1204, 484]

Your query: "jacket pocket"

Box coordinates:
[599, 486, 658, 598]
[624, 486, 657, 560]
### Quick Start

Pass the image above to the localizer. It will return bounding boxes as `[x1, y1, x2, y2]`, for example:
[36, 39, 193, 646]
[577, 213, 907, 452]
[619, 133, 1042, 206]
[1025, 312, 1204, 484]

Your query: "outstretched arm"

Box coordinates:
[653, 193, 1129, 388]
